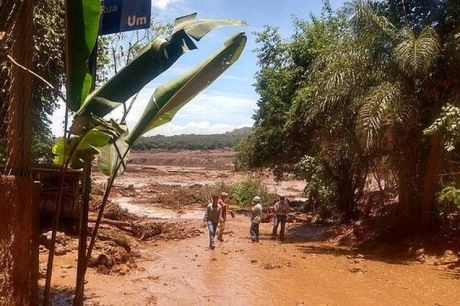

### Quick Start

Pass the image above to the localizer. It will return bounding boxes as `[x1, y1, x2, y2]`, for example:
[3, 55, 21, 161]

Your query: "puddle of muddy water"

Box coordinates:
[115, 197, 203, 220]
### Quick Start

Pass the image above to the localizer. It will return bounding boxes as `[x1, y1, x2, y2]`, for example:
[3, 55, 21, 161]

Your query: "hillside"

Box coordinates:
[131, 127, 251, 150]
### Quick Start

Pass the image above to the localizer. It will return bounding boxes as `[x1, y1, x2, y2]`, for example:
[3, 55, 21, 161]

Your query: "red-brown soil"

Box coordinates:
[39, 150, 460, 305]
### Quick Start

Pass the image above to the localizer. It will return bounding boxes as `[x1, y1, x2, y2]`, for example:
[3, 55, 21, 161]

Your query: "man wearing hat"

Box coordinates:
[204, 194, 223, 249]
[250, 196, 262, 242]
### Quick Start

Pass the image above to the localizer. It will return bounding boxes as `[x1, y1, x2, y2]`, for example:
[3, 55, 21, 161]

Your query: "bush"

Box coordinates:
[438, 186, 460, 216]
[233, 178, 274, 206]
[195, 181, 235, 205]
[295, 156, 336, 218]
[194, 178, 274, 207]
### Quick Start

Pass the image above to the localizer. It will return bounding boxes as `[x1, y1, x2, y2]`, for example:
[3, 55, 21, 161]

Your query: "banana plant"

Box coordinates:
[45, 2, 247, 304]
[54, 13, 246, 174]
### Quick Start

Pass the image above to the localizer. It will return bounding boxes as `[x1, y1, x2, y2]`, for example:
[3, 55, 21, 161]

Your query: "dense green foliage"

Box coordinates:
[237, 0, 460, 226]
[196, 178, 274, 207]
[233, 178, 274, 206]
[132, 127, 251, 150]
[0, 0, 65, 163]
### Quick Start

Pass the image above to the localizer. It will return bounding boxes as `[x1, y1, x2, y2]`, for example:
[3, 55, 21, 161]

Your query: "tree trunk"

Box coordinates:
[4, 0, 34, 176]
[0, 0, 37, 305]
[420, 135, 444, 228]
[0, 176, 39, 306]
[335, 163, 355, 222]
[395, 130, 444, 230]
[395, 138, 422, 228]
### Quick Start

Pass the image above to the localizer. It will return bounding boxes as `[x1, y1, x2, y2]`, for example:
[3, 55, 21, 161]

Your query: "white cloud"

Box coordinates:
[152, 0, 182, 10]
[51, 90, 257, 138]
[146, 121, 251, 136]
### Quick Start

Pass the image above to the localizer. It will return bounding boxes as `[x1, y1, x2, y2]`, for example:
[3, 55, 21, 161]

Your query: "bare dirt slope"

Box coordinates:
[129, 150, 236, 170]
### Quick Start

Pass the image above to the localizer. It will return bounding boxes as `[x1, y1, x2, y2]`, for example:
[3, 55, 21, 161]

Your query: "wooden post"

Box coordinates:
[74, 159, 92, 306]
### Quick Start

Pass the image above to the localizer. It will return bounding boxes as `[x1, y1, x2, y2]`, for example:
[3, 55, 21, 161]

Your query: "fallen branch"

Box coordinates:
[88, 217, 132, 228]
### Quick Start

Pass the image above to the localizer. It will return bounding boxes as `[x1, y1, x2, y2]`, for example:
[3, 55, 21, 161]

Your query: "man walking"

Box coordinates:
[204, 195, 222, 250]
[217, 192, 228, 242]
[250, 196, 262, 243]
[272, 196, 290, 241]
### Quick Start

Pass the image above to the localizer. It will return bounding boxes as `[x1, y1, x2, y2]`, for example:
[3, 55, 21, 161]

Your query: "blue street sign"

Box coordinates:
[100, 0, 151, 35]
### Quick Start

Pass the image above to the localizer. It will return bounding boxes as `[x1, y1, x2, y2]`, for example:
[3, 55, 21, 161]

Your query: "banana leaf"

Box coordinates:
[97, 127, 129, 177]
[52, 120, 125, 169]
[172, 13, 246, 41]
[76, 13, 245, 118]
[65, 0, 101, 111]
[126, 32, 247, 144]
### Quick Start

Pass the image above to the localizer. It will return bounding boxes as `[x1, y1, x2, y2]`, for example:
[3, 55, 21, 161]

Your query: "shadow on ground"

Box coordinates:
[39, 286, 74, 306]
[271, 222, 460, 274]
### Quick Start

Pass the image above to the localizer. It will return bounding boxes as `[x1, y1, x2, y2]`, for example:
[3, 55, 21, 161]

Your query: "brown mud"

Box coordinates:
[39, 150, 460, 305]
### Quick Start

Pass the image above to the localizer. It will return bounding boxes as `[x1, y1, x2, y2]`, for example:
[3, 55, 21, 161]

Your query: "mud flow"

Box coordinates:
[40, 151, 459, 306]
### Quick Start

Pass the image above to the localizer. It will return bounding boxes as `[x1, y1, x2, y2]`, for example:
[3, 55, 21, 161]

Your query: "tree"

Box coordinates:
[237, 0, 460, 227]
[1, 0, 65, 163]
[352, 0, 460, 227]
[237, 3, 369, 221]
[0, 0, 39, 304]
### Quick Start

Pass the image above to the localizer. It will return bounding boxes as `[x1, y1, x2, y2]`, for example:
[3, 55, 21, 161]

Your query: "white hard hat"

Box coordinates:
[253, 196, 261, 202]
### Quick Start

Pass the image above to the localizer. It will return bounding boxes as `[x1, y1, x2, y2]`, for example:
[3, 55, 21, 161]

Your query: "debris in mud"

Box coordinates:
[263, 263, 282, 270]
[348, 267, 366, 274]
[89, 248, 135, 275]
[88, 229, 138, 275]
[39, 231, 76, 256]
[131, 220, 203, 241]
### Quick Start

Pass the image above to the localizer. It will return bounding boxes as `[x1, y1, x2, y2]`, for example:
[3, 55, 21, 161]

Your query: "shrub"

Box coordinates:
[295, 156, 336, 218]
[195, 181, 235, 205]
[438, 186, 460, 216]
[233, 178, 274, 206]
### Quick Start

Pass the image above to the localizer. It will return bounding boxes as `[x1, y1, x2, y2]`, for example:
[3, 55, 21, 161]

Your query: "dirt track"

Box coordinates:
[43, 150, 460, 305]
[48, 216, 460, 306]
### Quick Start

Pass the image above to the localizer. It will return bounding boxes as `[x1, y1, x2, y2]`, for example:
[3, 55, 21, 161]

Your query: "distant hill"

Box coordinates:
[132, 127, 252, 151]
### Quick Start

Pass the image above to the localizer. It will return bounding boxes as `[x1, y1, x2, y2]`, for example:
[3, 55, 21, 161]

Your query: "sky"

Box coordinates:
[51, 0, 346, 137]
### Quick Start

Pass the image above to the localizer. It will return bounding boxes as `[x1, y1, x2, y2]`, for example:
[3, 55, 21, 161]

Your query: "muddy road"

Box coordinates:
[43, 150, 460, 305]
[48, 216, 460, 306]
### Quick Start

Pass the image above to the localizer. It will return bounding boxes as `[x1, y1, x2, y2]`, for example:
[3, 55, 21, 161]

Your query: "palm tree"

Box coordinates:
[290, 1, 457, 226]
[350, 1, 458, 228]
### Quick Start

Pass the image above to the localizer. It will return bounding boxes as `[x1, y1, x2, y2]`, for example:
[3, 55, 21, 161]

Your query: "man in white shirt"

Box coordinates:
[250, 196, 262, 243]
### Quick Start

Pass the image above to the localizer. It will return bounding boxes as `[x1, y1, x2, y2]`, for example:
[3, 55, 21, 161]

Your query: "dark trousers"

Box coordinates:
[250, 222, 259, 242]
[272, 215, 287, 239]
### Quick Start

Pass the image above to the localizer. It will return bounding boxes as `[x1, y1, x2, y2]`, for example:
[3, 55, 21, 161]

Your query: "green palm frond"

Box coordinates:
[394, 26, 440, 77]
[353, 1, 398, 41]
[357, 82, 405, 149]
[303, 45, 373, 123]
